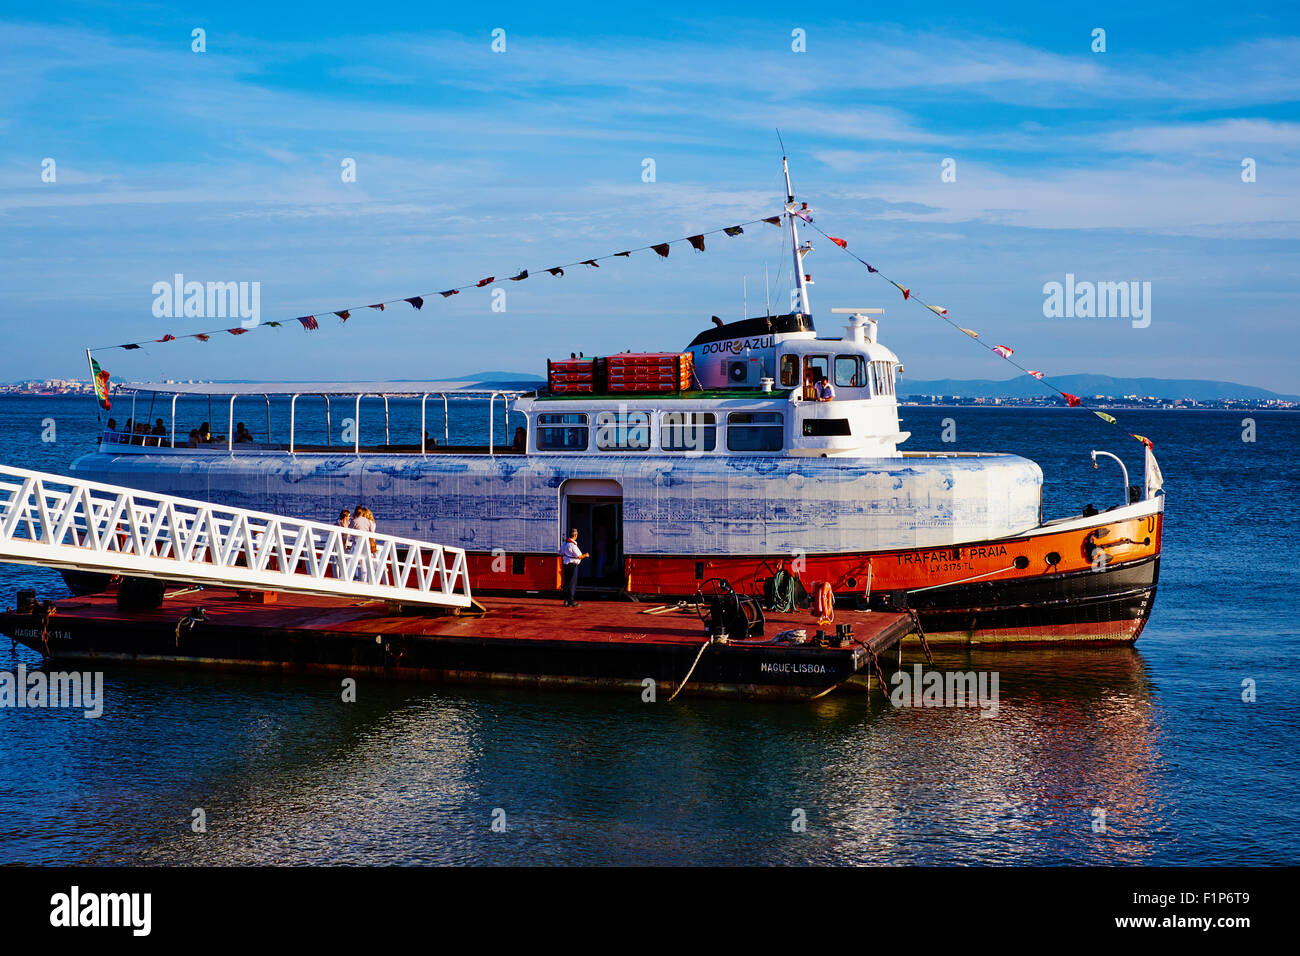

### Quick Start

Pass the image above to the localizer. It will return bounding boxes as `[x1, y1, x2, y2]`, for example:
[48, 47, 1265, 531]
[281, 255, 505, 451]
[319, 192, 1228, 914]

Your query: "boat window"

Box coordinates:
[835, 355, 865, 388]
[727, 412, 784, 452]
[802, 355, 829, 400]
[537, 412, 589, 451]
[595, 410, 651, 451]
[779, 354, 800, 388]
[661, 412, 717, 452]
[870, 361, 895, 397]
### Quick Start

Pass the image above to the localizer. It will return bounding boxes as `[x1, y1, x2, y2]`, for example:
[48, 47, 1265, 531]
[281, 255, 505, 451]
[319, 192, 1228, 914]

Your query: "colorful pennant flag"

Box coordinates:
[476, 277, 493, 287]
[227, 328, 247, 336]
[890, 280, 910, 300]
[1063, 392, 1082, 407]
[509, 270, 528, 281]
[687, 235, 705, 252]
[440, 289, 459, 297]
[1131, 434, 1154, 449]
[122, 343, 141, 350]
[298, 316, 319, 331]
[547, 267, 564, 277]
[194, 333, 209, 342]
[960, 328, 979, 339]
[828, 236, 848, 248]
[992, 345, 1014, 359]
[156, 334, 176, 343]
[405, 296, 424, 310]
[335, 310, 350, 321]
[1094, 411, 1117, 424]
[763, 216, 781, 226]
[369, 303, 385, 311]
[927, 304, 947, 317]
[651, 243, 671, 258]
[1027, 370, 1044, 380]
[724, 226, 744, 237]
[581, 260, 599, 268]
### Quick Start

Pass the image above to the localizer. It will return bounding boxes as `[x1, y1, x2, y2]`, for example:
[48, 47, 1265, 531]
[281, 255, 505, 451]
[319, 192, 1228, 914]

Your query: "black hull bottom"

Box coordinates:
[904, 556, 1160, 646]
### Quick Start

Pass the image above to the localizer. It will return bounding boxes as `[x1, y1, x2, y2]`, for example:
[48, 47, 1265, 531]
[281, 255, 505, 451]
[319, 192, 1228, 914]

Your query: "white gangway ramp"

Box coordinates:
[0, 465, 472, 609]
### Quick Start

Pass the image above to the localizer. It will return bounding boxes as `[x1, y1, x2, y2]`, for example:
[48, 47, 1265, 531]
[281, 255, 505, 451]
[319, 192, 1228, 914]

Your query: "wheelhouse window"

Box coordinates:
[802, 355, 829, 400]
[835, 355, 865, 388]
[727, 412, 784, 452]
[595, 410, 650, 451]
[779, 354, 800, 388]
[661, 412, 717, 452]
[870, 361, 895, 397]
[537, 413, 589, 451]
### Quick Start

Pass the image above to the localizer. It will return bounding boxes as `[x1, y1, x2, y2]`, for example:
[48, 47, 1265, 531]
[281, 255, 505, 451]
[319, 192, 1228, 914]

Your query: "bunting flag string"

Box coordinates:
[91, 215, 784, 353]
[804, 218, 1155, 450]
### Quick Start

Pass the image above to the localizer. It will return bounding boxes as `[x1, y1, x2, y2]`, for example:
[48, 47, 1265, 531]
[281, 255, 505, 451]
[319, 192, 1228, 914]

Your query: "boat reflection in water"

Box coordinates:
[54, 647, 1164, 866]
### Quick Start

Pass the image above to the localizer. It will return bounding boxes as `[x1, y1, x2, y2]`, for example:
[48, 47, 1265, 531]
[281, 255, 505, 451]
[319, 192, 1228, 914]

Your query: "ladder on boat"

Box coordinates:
[0, 465, 472, 609]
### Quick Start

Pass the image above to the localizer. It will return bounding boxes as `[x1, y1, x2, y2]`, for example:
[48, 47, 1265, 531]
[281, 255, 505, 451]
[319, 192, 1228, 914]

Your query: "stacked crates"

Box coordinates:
[604, 352, 694, 393]
[547, 357, 601, 394]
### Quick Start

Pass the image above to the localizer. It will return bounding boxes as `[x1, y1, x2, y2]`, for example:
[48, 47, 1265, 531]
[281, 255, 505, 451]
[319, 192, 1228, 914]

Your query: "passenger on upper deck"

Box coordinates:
[186, 429, 200, 448]
[151, 418, 166, 437]
[512, 426, 526, 452]
[234, 422, 254, 444]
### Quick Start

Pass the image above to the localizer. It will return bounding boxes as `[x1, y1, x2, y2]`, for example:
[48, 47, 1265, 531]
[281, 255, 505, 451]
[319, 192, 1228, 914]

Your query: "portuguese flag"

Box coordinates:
[88, 354, 111, 411]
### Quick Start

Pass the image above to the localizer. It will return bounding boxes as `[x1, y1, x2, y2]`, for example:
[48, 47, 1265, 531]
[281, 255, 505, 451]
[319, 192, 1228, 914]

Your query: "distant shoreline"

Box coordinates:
[0, 391, 1294, 411]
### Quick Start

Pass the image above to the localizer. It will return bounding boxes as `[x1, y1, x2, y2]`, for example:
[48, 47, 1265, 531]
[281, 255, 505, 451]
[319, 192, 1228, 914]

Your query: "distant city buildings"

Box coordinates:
[0, 379, 95, 396]
[0, 379, 211, 396]
[901, 394, 1299, 410]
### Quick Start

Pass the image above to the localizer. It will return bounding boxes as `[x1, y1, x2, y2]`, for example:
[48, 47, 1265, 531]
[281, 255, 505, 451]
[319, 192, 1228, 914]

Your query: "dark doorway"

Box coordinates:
[566, 496, 624, 588]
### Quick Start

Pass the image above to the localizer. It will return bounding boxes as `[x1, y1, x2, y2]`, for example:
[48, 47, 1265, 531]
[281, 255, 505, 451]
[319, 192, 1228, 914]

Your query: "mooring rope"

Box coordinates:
[666, 638, 712, 703]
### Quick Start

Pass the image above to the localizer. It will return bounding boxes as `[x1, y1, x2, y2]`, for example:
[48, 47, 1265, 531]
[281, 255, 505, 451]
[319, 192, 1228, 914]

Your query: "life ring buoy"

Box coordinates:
[814, 581, 835, 625]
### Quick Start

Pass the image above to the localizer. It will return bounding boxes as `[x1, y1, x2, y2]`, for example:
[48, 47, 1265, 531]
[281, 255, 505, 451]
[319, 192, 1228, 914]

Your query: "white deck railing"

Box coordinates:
[0, 465, 472, 608]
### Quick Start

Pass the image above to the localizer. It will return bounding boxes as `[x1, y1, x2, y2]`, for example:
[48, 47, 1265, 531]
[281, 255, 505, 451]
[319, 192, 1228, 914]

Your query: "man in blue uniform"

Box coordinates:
[560, 528, 589, 607]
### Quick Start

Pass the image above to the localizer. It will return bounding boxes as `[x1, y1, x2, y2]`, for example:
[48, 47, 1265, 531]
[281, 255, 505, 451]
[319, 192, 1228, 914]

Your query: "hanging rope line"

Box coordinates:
[802, 218, 1155, 452]
[90, 215, 786, 354]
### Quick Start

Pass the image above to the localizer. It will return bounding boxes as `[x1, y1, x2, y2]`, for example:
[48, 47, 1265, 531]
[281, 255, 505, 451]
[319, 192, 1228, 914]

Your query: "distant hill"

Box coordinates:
[451, 371, 544, 382]
[898, 374, 1299, 402]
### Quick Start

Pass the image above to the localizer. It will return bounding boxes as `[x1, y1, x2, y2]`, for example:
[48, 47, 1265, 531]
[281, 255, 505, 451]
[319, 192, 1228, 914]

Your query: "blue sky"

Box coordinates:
[2, 1, 1298, 391]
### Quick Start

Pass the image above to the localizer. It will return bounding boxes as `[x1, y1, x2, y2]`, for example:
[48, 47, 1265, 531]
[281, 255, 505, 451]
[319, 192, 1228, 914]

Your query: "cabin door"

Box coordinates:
[561, 480, 624, 588]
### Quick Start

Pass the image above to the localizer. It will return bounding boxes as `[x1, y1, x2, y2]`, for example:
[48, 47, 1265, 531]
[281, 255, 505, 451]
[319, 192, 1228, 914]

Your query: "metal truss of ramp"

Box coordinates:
[0, 465, 472, 609]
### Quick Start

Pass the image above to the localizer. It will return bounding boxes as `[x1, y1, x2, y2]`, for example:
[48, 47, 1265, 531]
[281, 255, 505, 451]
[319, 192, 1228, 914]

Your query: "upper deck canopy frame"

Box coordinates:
[111, 381, 538, 455]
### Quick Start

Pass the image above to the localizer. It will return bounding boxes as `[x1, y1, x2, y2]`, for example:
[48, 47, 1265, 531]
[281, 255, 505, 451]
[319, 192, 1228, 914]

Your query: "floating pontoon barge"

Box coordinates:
[1, 588, 915, 701]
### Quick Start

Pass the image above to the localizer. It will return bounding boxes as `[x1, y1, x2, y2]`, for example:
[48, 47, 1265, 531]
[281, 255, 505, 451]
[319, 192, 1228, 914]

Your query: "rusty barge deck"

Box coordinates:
[0, 588, 915, 701]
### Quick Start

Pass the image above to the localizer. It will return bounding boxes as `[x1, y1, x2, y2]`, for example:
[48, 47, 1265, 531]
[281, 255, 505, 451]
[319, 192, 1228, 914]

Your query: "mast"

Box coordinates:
[783, 155, 812, 316]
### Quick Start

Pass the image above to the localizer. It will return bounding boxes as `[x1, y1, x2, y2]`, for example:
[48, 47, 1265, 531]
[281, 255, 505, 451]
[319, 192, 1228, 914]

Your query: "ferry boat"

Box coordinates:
[66, 164, 1164, 646]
